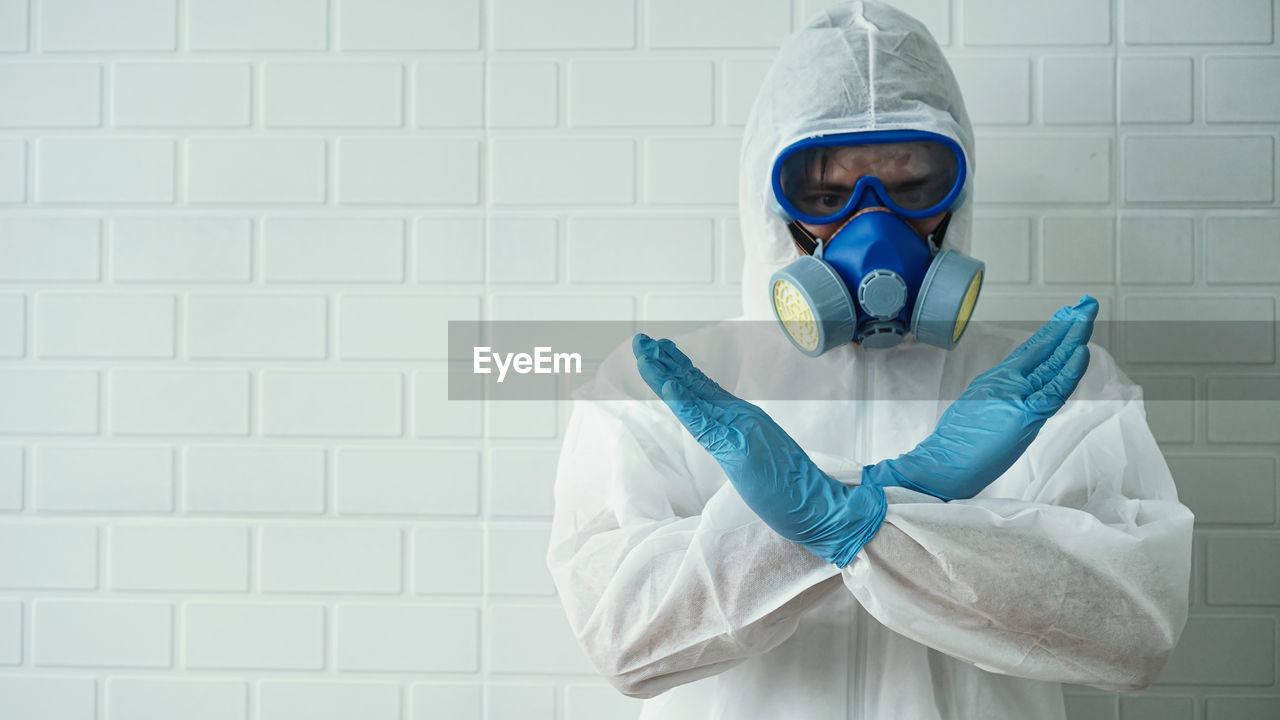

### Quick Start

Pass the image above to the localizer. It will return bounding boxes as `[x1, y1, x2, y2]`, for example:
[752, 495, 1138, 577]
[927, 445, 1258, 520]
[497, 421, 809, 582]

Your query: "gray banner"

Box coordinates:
[448, 320, 1280, 402]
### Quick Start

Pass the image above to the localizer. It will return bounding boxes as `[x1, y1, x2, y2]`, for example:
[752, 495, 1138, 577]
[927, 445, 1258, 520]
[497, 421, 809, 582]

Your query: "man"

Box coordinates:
[546, 3, 1193, 718]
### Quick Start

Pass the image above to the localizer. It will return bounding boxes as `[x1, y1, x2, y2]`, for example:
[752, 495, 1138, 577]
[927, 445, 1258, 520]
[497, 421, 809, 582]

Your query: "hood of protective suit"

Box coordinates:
[739, 1, 974, 322]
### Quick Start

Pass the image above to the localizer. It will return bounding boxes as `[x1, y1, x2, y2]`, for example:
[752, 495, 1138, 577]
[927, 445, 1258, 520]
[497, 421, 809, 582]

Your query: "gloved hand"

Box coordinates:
[864, 295, 1099, 501]
[633, 334, 885, 568]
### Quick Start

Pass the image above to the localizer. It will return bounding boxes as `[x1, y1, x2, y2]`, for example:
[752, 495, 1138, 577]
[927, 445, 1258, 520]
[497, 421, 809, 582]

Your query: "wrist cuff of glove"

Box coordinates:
[862, 460, 956, 503]
[827, 481, 888, 569]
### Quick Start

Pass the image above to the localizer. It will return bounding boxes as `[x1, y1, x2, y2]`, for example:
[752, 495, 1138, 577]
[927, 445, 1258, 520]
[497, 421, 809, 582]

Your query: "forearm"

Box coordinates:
[551, 481, 843, 697]
[548, 398, 847, 699]
[842, 492, 1193, 690]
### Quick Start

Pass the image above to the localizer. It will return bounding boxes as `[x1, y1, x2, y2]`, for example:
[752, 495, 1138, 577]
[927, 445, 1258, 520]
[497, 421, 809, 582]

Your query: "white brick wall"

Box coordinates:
[107, 678, 249, 720]
[183, 602, 324, 670]
[1, 2, 1276, 719]
[112, 62, 252, 128]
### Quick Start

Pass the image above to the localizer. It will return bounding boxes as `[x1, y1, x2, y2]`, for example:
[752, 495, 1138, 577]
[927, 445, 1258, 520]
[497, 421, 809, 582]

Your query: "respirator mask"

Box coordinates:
[768, 129, 985, 356]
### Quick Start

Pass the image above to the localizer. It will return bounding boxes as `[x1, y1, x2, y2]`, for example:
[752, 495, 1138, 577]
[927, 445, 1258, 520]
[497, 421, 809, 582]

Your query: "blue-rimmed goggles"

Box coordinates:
[771, 129, 967, 226]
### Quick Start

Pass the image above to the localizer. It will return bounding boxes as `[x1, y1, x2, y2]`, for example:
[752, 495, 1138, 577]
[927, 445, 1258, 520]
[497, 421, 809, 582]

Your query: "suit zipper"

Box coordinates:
[851, 353, 872, 719]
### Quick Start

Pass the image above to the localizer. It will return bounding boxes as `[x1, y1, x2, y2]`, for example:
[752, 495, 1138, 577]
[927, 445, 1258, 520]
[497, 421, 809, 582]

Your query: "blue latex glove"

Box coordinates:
[633, 334, 885, 568]
[864, 295, 1099, 501]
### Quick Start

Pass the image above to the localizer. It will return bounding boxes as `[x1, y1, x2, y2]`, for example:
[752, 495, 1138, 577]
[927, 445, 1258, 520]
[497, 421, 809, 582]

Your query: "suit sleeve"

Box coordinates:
[545, 392, 846, 699]
[840, 344, 1194, 691]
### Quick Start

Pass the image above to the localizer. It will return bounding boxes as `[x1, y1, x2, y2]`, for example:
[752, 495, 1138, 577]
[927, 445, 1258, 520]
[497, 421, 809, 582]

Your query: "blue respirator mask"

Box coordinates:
[768, 129, 985, 355]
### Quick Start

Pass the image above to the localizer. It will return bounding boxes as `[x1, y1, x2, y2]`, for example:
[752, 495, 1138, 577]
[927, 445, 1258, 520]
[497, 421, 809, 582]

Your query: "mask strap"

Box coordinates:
[925, 211, 953, 257]
[787, 221, 820, 257]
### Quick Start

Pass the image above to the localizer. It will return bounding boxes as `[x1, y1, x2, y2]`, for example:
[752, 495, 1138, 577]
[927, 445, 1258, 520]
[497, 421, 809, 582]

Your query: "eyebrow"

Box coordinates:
[883, 177, 930, 190]
[803, 183, 856, 193]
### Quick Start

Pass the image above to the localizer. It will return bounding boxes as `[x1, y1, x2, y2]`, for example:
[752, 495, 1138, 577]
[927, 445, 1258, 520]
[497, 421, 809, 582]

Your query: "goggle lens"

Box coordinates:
[777, 139, 961, 222]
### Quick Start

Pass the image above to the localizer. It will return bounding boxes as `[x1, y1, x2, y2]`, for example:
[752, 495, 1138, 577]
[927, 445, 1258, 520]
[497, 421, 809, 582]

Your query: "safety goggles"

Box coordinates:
[771, 129, 967, 225]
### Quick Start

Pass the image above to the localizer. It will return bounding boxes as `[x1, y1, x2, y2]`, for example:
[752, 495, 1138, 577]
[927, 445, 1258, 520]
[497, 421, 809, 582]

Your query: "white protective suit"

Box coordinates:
[545, 3, 1194, 718]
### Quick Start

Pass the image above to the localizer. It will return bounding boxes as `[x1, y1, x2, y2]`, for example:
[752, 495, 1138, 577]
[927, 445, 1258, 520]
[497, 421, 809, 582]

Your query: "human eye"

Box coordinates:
[884, 177, 942, 210]
[811, 193, 844, 209]
[795, 187, 851, 215]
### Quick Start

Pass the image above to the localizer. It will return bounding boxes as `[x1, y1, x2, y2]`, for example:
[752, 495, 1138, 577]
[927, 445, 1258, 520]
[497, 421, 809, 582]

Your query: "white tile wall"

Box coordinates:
[33, 445, 173, 511]
[0, 0, 28, 51]
[1156, 616, 1275, 685]
[490, 0, 635, 50]
[263, 216, 405, 282]
[112, 63, 252, 128]
[490, 138, 635, 205]
[0, 140, 24, 204]
[415, 217, 485, 283]
[107, 678, 248, 720]
[1123, 0, 1273, 45]
[108, 524, 249, 591]
[334, 604, 478, 672]
[1123, 135, 1273, 203]
[564, 684, 646, 720]
[187, 139, 326, 204]
[1205, 57, 1280, 123]
[1167, 456, 1277, 525]
[0, 676, 97, 718]
[412, 683, 482, 719]
[975, 135, 1112, 203]
[1041, 56, 1114, 125]
[259, 680, 400, 720]
[969, 216, 1031, 284]
[487, 217, 558, 284]
[962, 0, 1111, 45]
[1, 2, 1277, 719]
[37, 139, 175, 204]
[1118, 216, 1194, 285]
[0, 599, 20, 665]
[486, 61, 559, 128]
[35, 292, 174, 358]
[183, 446, 326, 514]
[187, 0, 327, 52]
[0, 294, 22, 357]
[338, 0, 479, 51]
[0, 64, 101, 126]
[949, 58, 1030, 125]
[567, 217, 714, 283]
[0, 524, 97, 588]
[722, 60, 771, 127]
[487, 604, 595, 675]
[413, 524, 483, 595]
[264, 62, 404, 128]
[647, 0, 792, 49]
[568, 61, 714, 126]
[187, 294, 326, 359]
[39, 0, 175, 52]
[0, 218, 100, 280]
[645, 137, 740, 204]
[1041, 216, 1115, 284]
[336, 448, 479, 517]
[109, 369, 249, 435]
[0, 446, 22, 510]
[260, 525, 401, 593]
[183, 602, 324, 670]
[337, 139, 481, 205]
[110, 217, 252, 283]
[0, 369, 99, 434]
[1119, 57, 1193, 124]
[414, 62, 484, 128]
[261, 371, 403, 437]
[32, 599, 172, 667]
[488, 684, 556, 720]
